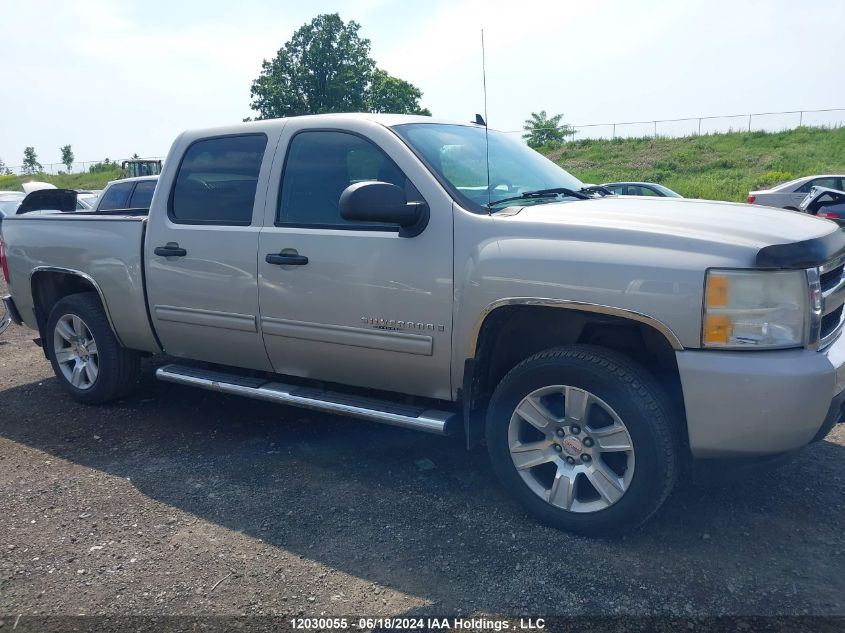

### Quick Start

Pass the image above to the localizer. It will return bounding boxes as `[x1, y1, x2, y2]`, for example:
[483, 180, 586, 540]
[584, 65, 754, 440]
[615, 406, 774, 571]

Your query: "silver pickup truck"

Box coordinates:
[3, 114, 845, 535]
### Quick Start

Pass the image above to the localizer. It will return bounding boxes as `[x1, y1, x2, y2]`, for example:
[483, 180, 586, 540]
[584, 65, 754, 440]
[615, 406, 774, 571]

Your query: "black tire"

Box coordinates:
[485, 345, 679, 536]
[46, 292, 141, 404]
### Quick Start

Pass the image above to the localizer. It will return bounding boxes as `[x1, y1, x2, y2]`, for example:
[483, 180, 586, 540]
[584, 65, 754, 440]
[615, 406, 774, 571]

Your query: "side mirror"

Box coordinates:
[339, 181, 429, 238]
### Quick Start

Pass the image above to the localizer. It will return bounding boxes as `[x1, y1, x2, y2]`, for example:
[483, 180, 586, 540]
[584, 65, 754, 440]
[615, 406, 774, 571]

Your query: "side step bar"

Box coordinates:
[155, 364, 458, 436]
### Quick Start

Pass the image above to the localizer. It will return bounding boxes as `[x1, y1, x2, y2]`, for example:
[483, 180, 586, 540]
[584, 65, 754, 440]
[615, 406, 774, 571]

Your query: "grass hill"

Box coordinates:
[2, 127, 843, 202]
[0, 168, 123, 193]
[545, 126, 845, 201]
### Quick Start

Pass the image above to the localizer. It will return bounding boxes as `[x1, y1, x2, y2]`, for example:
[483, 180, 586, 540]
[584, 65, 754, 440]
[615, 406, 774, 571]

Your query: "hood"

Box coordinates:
[498, 196, 843, 268]
[16, 188, 77, 214]
[21, 181, 58, 194]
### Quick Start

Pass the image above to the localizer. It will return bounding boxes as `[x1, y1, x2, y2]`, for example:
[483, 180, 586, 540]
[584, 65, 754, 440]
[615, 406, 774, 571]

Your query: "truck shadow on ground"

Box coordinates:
[1, 359, 843, 615]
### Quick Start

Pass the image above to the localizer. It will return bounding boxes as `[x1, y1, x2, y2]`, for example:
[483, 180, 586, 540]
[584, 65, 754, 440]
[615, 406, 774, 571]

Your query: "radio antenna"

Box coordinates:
[481, 29, 491, 209]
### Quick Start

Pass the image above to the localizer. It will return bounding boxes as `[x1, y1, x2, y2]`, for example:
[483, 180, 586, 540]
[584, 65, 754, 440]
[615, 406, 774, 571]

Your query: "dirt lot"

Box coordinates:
[1, 279, 844, 623]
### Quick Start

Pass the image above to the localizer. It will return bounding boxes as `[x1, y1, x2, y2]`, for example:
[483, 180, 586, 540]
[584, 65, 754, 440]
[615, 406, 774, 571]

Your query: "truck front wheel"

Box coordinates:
[486, 345, 679, 536]
[46, 292, 141, 404]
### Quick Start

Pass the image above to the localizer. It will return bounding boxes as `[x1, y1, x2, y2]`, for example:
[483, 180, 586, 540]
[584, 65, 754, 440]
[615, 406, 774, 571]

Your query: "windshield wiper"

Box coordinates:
[487, 187, 590, 209]
[580, 185, 613, 197]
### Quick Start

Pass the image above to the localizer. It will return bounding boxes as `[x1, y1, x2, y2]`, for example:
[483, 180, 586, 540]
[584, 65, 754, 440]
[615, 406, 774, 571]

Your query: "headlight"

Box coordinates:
[702, 269, 807, 349]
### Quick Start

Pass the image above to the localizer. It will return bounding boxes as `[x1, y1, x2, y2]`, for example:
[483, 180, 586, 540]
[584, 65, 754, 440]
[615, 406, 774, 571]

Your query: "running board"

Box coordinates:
[155, 364, 458, 436]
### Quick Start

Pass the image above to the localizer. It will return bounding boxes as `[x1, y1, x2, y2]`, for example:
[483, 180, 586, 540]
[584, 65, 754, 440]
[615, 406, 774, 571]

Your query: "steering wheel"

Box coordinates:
[487, 181, 515, 195]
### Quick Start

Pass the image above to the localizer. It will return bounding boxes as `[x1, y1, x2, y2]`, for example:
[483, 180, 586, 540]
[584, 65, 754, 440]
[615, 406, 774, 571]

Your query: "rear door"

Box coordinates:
[144, 131, 278, 370]
[256, 121, 454, 400]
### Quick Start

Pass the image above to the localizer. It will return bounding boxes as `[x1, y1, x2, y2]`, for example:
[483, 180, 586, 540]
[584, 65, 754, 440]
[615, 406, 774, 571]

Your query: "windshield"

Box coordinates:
[392, 123, 584, 211]
[0, 199, 21, 215]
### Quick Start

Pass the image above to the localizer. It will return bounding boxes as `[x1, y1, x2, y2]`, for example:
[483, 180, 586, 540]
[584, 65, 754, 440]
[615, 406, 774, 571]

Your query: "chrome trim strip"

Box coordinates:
[261, 317, 433, 356]
[820, 253, 845, 274]
[820, 327, 843, 351]
[807, 268, 823, 350]
[467, 297, 684, 357]
[29, 266, 123, 346]
[156, 365, 455, 435]
[154, 305, 258, 332]
[823, 276, 845, 316]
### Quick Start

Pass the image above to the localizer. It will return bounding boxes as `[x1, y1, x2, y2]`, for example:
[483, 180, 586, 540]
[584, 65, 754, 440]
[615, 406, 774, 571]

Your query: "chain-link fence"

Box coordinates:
[502, 107, 845, 141]
[4, 158, 164, 178]
[4, 108, 844, 175]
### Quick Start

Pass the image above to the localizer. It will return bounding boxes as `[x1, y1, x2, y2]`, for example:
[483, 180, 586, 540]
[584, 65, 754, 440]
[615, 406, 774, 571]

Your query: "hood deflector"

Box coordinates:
[756, 229, 845, 269]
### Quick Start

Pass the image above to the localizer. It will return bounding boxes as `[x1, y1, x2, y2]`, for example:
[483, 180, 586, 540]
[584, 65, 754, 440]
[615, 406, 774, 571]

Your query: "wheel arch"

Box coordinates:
[30, 267, 122, 356]
[462, 299, 688, 450]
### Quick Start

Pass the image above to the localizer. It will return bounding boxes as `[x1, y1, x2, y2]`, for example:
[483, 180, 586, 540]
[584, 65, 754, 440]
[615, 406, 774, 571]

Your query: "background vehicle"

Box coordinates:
[602, 182, 682, 197]
[748, 174, 845, 209]
[800, 186, 845, 226]
[95, 175, 157, 212]
[2, 114, 844, 536]
[121, 158, 162, 179]
[0, 192, 25, 232]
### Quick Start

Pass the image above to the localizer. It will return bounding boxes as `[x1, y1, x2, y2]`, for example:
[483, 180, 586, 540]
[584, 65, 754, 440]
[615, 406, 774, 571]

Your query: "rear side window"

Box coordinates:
[796, 177, 840, 193]
[98, 182, 133, 210]
[129, 180, 156, 209]
[277, 131, 416, 228]
[170, 134, 267, 225]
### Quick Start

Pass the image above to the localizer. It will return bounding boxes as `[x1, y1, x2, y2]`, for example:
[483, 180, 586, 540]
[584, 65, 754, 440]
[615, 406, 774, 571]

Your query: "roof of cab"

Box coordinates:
[179, 113, 483, 140]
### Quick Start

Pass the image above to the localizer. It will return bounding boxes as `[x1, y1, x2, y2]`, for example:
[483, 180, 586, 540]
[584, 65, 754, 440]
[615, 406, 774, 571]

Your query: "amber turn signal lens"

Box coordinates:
[703, 313, 732, 345]
[705, 274, 729, 307]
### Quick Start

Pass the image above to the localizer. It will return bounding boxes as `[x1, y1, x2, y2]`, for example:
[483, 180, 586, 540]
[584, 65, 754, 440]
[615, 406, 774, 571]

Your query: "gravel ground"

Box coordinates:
[1, 279, 844, 623]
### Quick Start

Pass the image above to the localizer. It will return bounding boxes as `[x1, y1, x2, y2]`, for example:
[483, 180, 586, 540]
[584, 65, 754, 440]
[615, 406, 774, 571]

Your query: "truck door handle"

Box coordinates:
[154, 243, 187, 257]
[266, 253, 308, 266]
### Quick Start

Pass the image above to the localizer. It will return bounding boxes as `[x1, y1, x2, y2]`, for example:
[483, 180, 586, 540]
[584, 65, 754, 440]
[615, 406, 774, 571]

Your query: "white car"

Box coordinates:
[748, 175, 845, 210]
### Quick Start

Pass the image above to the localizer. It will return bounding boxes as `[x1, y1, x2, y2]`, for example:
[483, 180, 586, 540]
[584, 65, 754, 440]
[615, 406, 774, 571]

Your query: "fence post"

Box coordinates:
[653, 121, 657, 137]
[612, 123, 616, 139]
[748, 114, 752, 132]
[799, 111, 803, 126]
[698, 118, 702, 135]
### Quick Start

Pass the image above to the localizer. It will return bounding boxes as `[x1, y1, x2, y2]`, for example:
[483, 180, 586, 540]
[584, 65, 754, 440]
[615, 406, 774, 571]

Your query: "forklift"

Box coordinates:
[121, 158, 162, 179]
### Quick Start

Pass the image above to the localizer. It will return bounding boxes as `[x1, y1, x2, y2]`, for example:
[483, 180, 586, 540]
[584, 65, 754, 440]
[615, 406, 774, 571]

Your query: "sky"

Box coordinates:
[0, 0, 844, 168]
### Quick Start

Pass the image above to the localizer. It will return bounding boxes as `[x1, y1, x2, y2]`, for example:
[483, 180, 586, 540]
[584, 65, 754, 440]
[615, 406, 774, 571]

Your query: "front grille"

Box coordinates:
[821, 264, 845, 292]
[821, 305, 844, 340]
[819, 257, 845, 348]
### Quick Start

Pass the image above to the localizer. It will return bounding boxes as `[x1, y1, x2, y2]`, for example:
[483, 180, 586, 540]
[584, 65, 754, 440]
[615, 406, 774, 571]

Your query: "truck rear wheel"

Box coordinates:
[46, 292, 141, 404]
[486, 345, 679, 536]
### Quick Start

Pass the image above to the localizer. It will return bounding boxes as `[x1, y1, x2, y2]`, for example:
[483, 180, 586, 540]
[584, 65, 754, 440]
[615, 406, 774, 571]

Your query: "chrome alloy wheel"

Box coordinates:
[53, 314, 99, 390]
[508, 385, 635, 513]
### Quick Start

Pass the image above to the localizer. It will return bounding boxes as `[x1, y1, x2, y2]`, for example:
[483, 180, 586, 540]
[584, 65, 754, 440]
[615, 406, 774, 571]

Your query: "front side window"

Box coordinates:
[170, 134, 267, 225]
[277, 131, 417, 227]
[98, 182, 133, 211]
[797, 177, 840, 194]
[392, 123, 584, 211]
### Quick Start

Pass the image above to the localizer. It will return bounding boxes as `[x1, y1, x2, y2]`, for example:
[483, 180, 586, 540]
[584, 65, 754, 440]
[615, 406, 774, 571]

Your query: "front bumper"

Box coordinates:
[676, 332, 845, 458]
[1, 294, 22, 335]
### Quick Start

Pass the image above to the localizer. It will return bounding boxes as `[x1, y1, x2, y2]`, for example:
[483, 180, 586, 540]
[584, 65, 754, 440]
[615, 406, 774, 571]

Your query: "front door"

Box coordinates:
[257, 123, 454, 400]
[145, 132, 276, 371]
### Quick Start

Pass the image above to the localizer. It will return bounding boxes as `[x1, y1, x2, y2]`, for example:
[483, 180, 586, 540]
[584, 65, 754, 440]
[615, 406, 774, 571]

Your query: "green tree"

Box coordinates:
[250, 14, 429, 119]
[366, 69, 431, 115]
[60, 144, 74, 172]
[0, 156, 11, 176]
[522, 111, 574, 149]
[22, 147, 42, 175]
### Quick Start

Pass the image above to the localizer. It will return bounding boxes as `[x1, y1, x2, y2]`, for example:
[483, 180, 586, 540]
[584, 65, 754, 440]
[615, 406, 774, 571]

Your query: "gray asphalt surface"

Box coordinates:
[1, 279, 844, 620]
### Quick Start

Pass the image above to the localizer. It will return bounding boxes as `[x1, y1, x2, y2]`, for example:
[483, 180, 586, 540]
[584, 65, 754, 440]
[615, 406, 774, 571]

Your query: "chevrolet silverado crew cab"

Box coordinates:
[3, 114, 844, 535]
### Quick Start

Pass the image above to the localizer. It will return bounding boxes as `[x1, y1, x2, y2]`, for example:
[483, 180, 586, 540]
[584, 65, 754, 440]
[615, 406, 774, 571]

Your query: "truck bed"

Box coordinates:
[1, 214, 160, 353]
